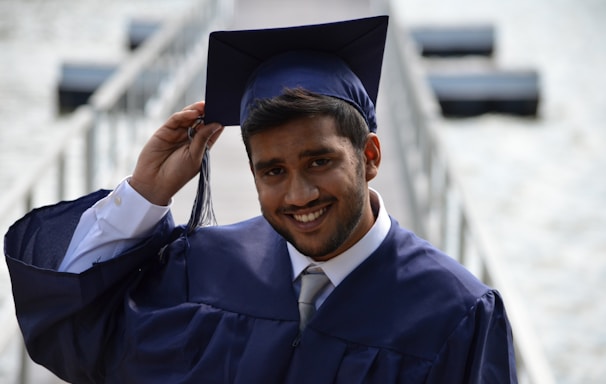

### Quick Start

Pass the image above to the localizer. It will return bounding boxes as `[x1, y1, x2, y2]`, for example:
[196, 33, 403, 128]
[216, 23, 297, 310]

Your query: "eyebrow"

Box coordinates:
[253, 147, 335, 172]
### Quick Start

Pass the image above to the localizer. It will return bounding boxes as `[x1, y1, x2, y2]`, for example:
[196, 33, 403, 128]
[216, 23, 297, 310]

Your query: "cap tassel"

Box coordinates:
[186, 149, 217, 233]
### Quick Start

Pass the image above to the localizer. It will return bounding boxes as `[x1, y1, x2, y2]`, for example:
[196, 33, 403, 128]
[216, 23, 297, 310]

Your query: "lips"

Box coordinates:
[293, 207, 327, 223]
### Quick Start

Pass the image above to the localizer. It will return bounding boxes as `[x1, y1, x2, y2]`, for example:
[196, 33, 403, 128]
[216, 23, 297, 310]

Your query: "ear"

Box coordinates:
[363, 133, 381, 182]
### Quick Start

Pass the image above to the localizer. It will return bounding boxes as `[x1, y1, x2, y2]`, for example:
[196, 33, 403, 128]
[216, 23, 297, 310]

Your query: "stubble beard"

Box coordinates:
[265, 166, 368, 259]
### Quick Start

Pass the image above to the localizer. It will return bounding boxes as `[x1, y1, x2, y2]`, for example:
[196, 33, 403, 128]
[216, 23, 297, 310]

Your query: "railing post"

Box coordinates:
[109, 108, 118, 174]
[458, 211, 467, 264]
[58, 152, 67, 200]
[86, 113, 97, 192]
[18, 340, 28, 384]
[439, 171, 449, 251]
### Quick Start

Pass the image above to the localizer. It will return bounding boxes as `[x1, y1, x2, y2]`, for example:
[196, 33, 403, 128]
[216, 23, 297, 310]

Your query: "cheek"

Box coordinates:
[255, 183, 279, 208]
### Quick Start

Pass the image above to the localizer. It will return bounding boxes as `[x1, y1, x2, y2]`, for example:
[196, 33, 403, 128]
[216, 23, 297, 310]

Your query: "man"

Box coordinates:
[5, 16, 517, 383]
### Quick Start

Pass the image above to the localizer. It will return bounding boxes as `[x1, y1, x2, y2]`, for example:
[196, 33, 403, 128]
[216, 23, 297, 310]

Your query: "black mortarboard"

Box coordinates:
[204, 15, 389, 132]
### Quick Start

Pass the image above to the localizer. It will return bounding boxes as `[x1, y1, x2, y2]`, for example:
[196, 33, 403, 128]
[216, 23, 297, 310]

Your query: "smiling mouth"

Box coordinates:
[293, 207, 327, 223]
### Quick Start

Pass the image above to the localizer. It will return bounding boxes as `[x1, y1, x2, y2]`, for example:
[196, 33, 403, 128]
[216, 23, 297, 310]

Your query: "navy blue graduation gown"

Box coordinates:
[4, 190, 517, 383]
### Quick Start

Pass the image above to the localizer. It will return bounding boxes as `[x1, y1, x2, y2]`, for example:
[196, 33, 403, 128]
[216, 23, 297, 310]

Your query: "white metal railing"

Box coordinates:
[0, 1, 231, 382]
[384, 11, 556, 384]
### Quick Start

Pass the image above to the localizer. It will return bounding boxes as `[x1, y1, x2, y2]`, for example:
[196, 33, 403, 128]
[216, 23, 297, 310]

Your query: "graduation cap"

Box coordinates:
[204, 15, 389, 132]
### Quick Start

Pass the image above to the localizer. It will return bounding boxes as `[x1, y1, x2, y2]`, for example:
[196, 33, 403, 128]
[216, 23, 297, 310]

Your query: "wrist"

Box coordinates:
[128, 177, 171, 206]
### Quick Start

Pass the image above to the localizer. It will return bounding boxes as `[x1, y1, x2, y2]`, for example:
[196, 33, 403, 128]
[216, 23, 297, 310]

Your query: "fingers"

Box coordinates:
[165, 109, 203, 131]
[158, 102, 224, 157]
[181, 100, 206, 113]
[175, 101, 224, 151]
[189, 122, 224, 156]
[160, 100, 206, 131]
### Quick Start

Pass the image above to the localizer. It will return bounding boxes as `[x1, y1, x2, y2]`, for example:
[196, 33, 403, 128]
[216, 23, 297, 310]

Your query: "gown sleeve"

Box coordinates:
[425, 290, 518, 384]
[59, 179, 170, 273]
[4, 190, 176, 383]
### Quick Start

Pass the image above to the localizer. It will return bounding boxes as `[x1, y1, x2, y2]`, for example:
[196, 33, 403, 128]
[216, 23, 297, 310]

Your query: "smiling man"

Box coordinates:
[5, 16, 518, 383]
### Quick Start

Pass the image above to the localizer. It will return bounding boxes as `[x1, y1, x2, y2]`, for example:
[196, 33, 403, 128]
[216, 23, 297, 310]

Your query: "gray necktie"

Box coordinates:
[298, 267, 330, 331]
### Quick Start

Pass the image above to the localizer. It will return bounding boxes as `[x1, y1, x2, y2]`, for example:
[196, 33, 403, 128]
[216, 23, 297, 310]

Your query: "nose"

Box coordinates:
[284, 173, 320, 207]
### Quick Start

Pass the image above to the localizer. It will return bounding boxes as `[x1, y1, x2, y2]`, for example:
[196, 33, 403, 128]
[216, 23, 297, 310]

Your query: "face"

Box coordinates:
[249, 115, 380, 261]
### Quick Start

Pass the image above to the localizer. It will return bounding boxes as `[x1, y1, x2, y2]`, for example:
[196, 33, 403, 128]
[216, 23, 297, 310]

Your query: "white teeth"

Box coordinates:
[294, 208, 326, 223]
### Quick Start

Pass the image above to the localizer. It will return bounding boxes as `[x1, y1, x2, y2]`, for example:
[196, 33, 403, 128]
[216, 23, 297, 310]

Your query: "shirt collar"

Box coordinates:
[289, 188, 391, 287]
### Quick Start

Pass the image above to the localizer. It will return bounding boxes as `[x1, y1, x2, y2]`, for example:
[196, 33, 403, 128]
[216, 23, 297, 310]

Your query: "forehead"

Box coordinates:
[248, 115, 350, 161]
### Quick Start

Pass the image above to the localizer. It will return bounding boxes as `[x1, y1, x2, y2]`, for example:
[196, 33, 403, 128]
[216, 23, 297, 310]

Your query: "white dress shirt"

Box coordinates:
[59, 178, 392, 311]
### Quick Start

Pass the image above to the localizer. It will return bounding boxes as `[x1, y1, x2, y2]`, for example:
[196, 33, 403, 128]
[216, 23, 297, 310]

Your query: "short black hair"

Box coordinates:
[241, 88, 370, 159]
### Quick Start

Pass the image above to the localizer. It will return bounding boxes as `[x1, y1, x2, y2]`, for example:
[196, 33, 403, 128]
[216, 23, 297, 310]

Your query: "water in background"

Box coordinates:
[1, 0, 605, 383]
[0, 1, 195, 382]
[393, 1, 606, 383]
[0, 0, 193, 190]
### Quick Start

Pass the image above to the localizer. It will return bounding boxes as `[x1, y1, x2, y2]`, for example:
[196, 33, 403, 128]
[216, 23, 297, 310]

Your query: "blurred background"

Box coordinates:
[0, 0, 604, 383]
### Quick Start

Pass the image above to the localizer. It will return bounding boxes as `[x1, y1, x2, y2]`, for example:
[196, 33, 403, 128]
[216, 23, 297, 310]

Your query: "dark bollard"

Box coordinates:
[409, 25, 495, 57]
[57, 63, 117, 113]
[427, 70, 540, 117]
[128, 19, 163, 50]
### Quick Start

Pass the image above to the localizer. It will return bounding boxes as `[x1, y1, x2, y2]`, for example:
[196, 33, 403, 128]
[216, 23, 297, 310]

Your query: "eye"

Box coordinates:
[266, 167, 285, 176]
[311, 158, 330, 168]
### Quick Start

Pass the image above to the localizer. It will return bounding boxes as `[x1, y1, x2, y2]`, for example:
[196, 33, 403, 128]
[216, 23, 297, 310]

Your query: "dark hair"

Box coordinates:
[241, 88, 369, 159]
